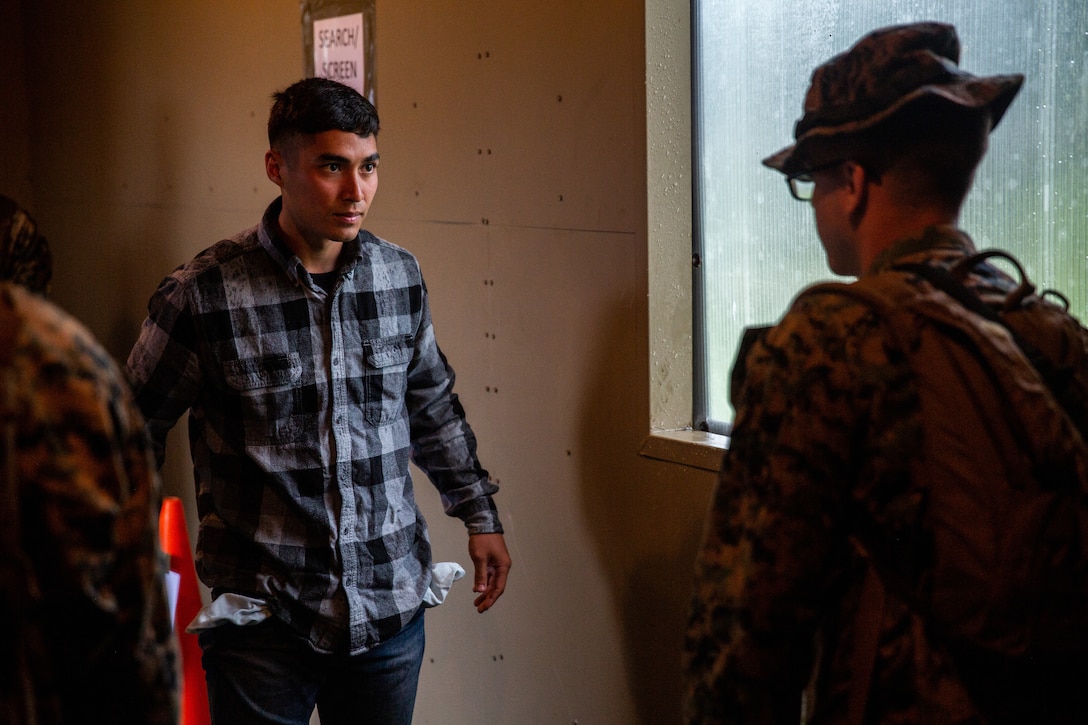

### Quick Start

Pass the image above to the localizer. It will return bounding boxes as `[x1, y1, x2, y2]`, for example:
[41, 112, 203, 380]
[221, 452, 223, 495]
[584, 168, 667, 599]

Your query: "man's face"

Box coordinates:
[268, 129, 380, 247]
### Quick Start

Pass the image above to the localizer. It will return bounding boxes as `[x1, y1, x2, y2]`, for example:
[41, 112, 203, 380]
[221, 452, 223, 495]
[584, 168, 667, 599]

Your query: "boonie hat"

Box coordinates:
[763, 22, 1024, 175]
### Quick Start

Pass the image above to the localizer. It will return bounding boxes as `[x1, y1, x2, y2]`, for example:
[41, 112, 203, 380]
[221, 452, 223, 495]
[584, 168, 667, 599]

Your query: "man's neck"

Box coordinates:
[294, 242, 342, 274]
[276, 221, 344, 274]
[856, 205, 958, 276]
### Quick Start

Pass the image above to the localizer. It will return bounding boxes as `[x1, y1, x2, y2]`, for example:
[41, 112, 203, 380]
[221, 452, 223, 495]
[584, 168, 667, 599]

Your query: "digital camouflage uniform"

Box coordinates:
[681, 21, 1088, 724]
[0, 281, 178, 724]
[683, 227, 1088, 724]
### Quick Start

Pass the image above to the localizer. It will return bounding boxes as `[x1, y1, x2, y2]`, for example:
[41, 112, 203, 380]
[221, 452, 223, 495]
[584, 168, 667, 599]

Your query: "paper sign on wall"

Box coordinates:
[313, 13, 365, 96]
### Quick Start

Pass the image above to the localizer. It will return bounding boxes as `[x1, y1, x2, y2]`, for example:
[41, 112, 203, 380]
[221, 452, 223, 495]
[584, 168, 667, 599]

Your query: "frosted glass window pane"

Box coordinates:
[694, 1, 1088, 432]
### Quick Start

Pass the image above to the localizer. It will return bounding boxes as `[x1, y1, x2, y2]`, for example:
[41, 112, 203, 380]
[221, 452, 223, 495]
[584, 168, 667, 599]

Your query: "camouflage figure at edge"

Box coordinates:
[0, 198, 178, 724]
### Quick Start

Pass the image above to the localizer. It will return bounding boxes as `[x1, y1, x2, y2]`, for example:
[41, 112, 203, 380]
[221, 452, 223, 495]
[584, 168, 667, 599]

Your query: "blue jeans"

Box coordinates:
[199, 609, 425, 725]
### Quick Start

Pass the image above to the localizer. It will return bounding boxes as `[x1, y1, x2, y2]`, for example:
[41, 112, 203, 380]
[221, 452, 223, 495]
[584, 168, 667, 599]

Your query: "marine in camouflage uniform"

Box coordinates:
[685, 23, 1088, 724]
[0, 200, 177, 724]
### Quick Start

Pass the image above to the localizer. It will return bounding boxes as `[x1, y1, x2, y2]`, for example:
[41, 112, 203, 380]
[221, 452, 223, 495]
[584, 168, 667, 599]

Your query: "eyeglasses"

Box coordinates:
[785, 161, 844, 201]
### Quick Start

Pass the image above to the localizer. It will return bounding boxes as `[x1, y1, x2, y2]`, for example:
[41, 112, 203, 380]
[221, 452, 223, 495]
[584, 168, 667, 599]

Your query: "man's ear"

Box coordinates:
[841, 160, 869, 197]
[265, 149, 285, 187]
[842, 160, 870, 225]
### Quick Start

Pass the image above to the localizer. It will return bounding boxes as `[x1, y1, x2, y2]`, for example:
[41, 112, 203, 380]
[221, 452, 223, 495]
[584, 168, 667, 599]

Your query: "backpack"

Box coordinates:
[801, 250, 1088, 721]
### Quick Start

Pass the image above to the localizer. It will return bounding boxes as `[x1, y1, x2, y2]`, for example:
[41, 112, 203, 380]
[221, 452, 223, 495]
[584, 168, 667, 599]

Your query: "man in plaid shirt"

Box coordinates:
[126, 77, 511, 724]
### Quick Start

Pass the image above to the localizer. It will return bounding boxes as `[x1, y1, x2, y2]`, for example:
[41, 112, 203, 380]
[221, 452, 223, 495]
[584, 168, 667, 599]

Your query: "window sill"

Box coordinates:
[639, 429, 728, 472]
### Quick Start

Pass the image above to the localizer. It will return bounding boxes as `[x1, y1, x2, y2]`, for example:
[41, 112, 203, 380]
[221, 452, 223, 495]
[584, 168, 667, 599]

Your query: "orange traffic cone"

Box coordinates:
[160, 496, 211, 725]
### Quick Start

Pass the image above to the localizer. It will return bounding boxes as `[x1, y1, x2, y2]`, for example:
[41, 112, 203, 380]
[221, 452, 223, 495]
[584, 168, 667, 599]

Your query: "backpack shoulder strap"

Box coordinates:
[797, 281, 903, 725]
[798, 278, 911, 350]
[846, 560, 885, 725]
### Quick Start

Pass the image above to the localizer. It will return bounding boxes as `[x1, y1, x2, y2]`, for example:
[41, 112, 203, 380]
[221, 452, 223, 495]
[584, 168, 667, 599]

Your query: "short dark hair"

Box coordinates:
[806, 101, 991, 211]
[862, 103, 991, 209]
[267, 77, 380, 150]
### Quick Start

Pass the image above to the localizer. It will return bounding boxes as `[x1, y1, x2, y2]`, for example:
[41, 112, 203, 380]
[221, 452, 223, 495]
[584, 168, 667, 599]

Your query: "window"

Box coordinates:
[692, 1, 1088, 434]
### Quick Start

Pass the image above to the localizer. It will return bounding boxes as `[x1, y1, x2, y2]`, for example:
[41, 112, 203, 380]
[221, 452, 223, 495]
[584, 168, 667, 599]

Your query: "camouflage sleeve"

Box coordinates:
[683, 290, 911, 724]
[1, 284, 178, 724]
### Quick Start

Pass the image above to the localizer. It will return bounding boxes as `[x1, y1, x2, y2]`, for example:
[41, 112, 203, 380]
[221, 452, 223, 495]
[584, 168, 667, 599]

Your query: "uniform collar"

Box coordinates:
[867, 225, 979, 276]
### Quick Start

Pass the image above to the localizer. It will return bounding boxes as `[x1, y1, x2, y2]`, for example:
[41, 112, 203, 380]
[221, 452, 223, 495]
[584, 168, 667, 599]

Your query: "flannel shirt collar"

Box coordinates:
[256, 197, 366, 288]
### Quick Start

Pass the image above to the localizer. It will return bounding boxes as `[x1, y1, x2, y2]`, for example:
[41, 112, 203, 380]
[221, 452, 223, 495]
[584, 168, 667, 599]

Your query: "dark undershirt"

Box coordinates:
[311, 271, 337, 295]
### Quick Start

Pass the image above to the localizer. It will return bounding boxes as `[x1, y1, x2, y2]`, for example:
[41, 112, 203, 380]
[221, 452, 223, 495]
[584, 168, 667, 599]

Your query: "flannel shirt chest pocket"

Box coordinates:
[363, 335, 413, 425]
[223, 353, 315, 445]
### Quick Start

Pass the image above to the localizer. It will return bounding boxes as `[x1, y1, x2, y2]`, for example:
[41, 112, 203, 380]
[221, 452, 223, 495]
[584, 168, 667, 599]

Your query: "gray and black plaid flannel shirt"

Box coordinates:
[126, 198, 502, 655]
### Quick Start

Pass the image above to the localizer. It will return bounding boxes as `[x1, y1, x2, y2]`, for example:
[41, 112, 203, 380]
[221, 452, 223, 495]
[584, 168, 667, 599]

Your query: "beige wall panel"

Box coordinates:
[376, 0, 643, 233]
[366, 219, 493, 375]
[392, 219, 716, 724]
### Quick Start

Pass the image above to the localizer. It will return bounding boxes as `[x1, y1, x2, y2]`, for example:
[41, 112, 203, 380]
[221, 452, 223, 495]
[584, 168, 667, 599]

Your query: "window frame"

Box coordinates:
[642, 0, 727, 470]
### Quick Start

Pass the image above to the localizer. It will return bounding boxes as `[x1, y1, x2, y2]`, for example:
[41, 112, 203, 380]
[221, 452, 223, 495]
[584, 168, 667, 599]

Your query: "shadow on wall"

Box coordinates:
[24, 5, 190, 369]
[577, 295, 717, 725]
[103, 95, 187, 365]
